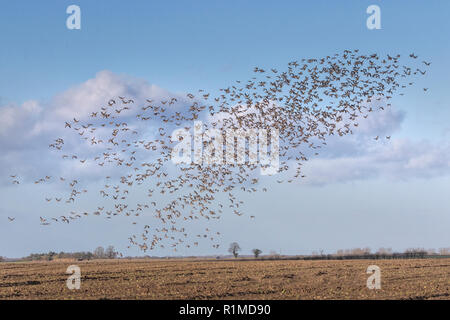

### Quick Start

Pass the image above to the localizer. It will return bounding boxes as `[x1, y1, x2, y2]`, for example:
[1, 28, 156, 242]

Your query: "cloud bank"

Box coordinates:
[1, 71, 449, 187]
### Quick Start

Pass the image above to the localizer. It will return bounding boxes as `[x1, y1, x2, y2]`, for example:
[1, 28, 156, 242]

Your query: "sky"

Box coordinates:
[0, 0, 449, 258]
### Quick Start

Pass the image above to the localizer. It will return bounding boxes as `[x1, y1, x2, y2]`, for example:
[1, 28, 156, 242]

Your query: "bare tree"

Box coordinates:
[252, 249, 262, 258]
[105, 245, 117, 259]
[376, 247, 392, 255]
[228, 242, 241, 258]
[94, 246, 105, 259]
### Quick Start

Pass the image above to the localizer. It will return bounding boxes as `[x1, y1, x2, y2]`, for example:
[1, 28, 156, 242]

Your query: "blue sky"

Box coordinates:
[0, 1, 449, 257]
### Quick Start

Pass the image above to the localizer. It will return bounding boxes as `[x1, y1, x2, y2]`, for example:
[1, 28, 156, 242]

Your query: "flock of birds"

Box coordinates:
[6, 50, 430, 252]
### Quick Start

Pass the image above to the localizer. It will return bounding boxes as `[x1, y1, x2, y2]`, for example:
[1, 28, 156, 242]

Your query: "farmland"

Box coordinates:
[0, 258, 449, 300]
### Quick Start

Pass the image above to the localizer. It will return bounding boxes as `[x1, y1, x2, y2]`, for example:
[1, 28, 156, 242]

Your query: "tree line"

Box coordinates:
[7, 245, 119, 262]
[1, 245, 449, 262]
[227, 243, 450, 260]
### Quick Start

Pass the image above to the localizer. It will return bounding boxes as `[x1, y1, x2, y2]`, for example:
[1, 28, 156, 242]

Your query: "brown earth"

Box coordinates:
[0, 258, 448, 299]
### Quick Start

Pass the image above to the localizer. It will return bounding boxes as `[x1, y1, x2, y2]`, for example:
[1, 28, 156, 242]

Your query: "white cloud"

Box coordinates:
[51, 71, 169, 120]
[301, 114, 450, 186]
[0, 71, 181, 184]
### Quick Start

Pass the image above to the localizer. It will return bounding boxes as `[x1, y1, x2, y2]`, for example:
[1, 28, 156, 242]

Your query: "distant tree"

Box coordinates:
[228, 242, 241, 258]
[252, 249, 262, 259]
[47, 251, 56, 261]
[105, 245, 117, 259]
[0, 256, 4, 262]
[73, 251, 94, 261]
[94, 246, 105, 259]
[267, 251, 280, 260]
[376, 247, 392, 255]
